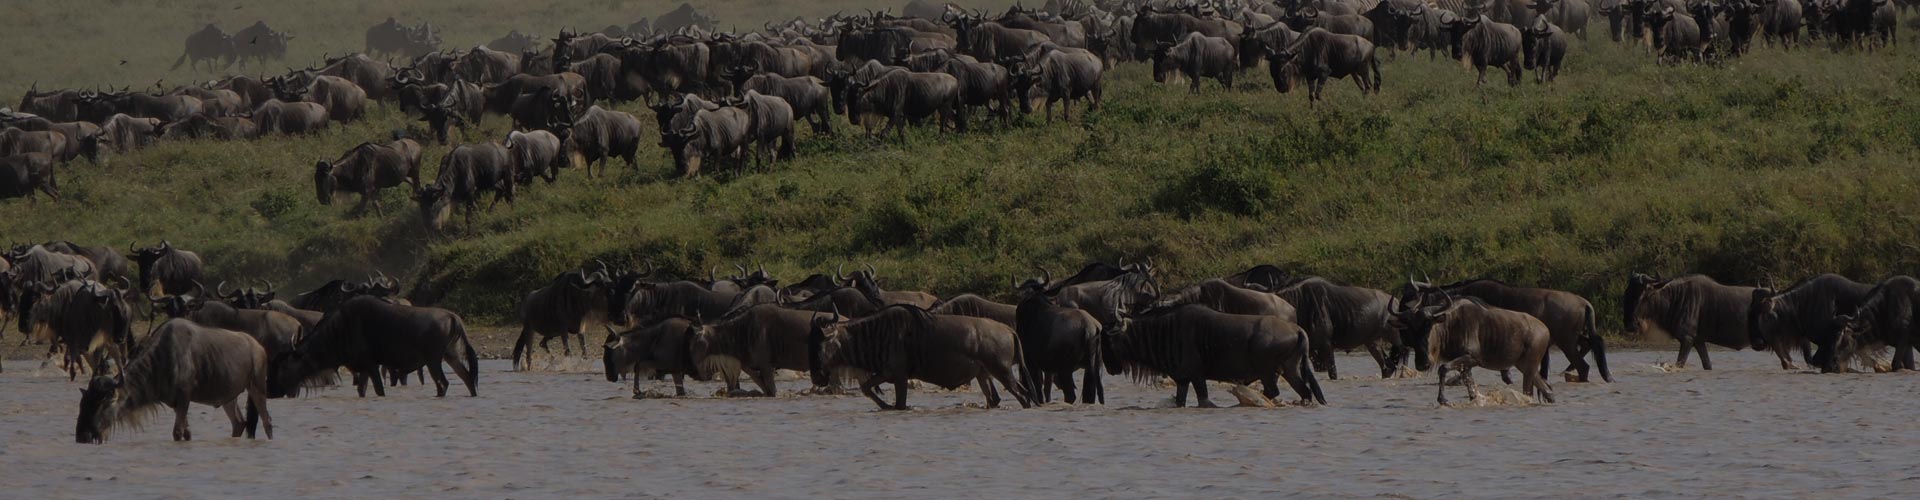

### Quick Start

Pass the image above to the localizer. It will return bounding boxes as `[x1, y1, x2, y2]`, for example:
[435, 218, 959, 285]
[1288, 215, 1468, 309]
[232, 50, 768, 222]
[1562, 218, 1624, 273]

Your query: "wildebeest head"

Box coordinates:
[412, 184, 450, 232]
[1385, 292, 1461, 371]
[127, 241, 172, 267]
[313, 161, 338, 205]
[363, 270, 402, 298]
[1263, 45, 1300, 93]
[1747, 288, 1781, 352]
[602, 325, 627, 383]
[806, 307, 845, 387]
[1149, 41, 1178, 83]
[1442, 14, 1483, 61]
[75, 374, 121, 444]
[1622, 272, 1663, 334]
[1099, 316, 1135, 376]
[149, 291, 204, 318]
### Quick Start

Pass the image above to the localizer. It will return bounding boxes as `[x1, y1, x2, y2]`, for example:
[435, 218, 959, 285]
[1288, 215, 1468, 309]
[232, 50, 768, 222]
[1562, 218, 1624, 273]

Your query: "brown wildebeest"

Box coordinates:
[686, 303, 823, 396]
[1624, 273, 1758, 370]
[74, 318, 273, 443]
[1102, 304, 1325, 408]
[1391, 295, 1555, 405]
[1406, 278, 1612, 383]
[603, 317, 708, 397]
[268, 296, 479, 398]
[809, 305, 1034, 410]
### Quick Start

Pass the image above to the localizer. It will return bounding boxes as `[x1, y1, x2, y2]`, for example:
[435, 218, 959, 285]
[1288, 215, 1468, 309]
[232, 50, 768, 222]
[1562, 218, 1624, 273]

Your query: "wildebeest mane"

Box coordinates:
[1107, 306, 1202, 384]
[822, 305, 934, 376]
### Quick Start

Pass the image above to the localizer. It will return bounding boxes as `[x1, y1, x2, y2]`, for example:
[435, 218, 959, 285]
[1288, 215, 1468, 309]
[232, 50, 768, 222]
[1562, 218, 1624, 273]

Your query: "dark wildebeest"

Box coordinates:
[315, 139, 424, 214]
[512, 267, 611, 370]
[1009, 45, 1104, 123]
[614, 38, 713, 98]
[1834, 276, 1920, 372]
[232, 21, 292, 69]
[1391, 295, 1555, 405]
[0, 153, 60, 203]
[662, 102, 751, 177]
[1445, 14, 1525, 85]
[1521, 17, 1567, 83]
[1153, 33, 1239, 93]
[270, 75, 368, 123]
[1405, 278, 1611, 383]
[218, 283, 324, 332]
[957, 21, 1056, 61]
[1620, 271, 1758, 369]
[929, 293, 1019, 327]
[418, 80, 485, 144]
[1262, 277, 1404, 379]
[1645, 5, 1704, 63]
[286, 279, 376, 313]
[74, 91, 203, 124]
[1758, 0, 1803, 49]
[1530, 0, 1592, 40]
[269, 296, 479, 398]
[609, 279, 741, 327]
[736, 90, 797, 167]
[507, 129, 568, 183]
[1267, 27, 1382, 103]
[736, 72, 835, 134]
[558, 105, 644, 177]
[251, 99, 330, 136]
[1750, 274, 1875, 373]
[653, 3, 717, 33]
[1130, 5, 1248, 58]
[1239, 21, 1303, 68]
[847, 68, 966, 140]
[783, 286, 888, 319]
[809, 305, 1034, 410]
[3, 116, 103, 160]
[487, 30, 539, 54]
[686, 303, 822, 396]
[1103, 304, 1324, 407]
[17, 86, 84, 122]
[213, 75, 274, 110]
[454, 46, 523, 85]
[172, 24, 235, 71]
[414, 141, 516, 233]
[26, 279, 136, 381]
[602, 317, 707, 397]
[165, 86, 244, 118]
[128, 241, 203, 298]
[149, 294, 301, 359]
[1223, 264, 1296, 291]
[74, 319, 273, 443]
[158, 114, 258, 141]
[1015, 277, 1105, 405]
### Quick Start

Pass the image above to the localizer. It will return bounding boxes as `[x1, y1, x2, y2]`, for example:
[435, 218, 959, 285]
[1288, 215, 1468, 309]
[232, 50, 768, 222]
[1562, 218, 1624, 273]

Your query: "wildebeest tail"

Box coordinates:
[1011, 323, 1035, 402]
[1588, 305, 1612, 382]
[171, 53, 188, 70]
[510, 325, 534, 371]
[244, 397, 261, 438]
[1297, 330, 1326, 405]
[1370, 50, 1383, 92]
[451, 318, 479, 387]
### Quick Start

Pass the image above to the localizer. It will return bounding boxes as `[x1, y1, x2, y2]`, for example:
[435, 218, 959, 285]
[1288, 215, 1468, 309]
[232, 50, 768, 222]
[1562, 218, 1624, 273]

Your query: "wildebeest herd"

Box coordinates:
[3, 0, 1916, 443]
[5, 234, 1916, 443]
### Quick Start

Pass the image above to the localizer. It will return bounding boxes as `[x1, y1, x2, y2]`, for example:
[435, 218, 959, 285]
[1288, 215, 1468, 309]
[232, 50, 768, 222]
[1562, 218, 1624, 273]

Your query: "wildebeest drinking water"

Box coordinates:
[74, 318, 273, 443]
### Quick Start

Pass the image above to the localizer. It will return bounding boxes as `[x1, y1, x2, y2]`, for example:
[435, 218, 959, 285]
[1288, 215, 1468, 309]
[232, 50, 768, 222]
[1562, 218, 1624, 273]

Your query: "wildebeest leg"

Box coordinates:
[978, 376, 1001, 409]
[672, 372, 688, 397]
[223, 402, 245, 438]
[370, 369, 388, 397]
[1192, 380, 1216, 408]
[354, 371, 370, 397]
[172, 395, 192, 441]
[1456, 363, 1481, 402]
[987, 362, 1030, 408]
[891, 375, 909, 410]
[1260, 372, 1282, 401]
[429, 362, 451, 397]
[1436, 362, 1451, 405]
[1054, 372, 1078, 404]
[1695, 339, 1713, 370]
[1172, 378, 1190, 407]
[754, 367, 778, 397]
[1031, 369, 1053, 404]
[858, 375, 891, 409]
[246, 386, 272, 439]
[1674, 335, 1694, 367]
[1500, 369, 1513, 385]
[1366, 343, 1390, 378]
[1083, 366, 1103, 405]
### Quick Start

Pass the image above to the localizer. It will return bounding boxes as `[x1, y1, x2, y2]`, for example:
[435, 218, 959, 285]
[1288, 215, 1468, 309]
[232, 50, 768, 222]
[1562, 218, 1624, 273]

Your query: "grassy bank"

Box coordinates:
[5, 2, 1920, 333]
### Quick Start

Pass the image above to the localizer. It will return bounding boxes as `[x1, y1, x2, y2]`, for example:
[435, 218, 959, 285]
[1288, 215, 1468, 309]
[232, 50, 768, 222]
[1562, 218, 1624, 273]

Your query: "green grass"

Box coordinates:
[6, 2, 1920, 332]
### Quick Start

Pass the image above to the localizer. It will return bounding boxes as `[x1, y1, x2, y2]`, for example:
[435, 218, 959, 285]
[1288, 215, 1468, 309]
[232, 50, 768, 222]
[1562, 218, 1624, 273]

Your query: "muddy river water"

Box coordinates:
[2, 349, 1915, 498]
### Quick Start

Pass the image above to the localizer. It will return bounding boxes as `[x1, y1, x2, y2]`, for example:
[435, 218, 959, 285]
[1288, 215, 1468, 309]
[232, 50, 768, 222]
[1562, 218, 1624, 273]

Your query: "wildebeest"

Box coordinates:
[1406, 278, 1611, 382]
[602, 317, 707, 397]
[1131, 5, 1248, 58]
[810, 305, 1034, 410]
[506, 129, 568, 183]
[232, 21, 293, 69]
[0, 127, 90, 164]
[928, 293, 1019, 327]
[1750, 273, 1874, 373]
[486, 30, 539, 54]
[1391, 295, 1555, 404]
[735, 90, 797, 167]
[847, 68, 966, 140]
[1015, 278, 1105, 404]
[609, 279, 741, 327]
[251, 99, 330, 136]
[270, 75, 367, 123]
[513, 268, 610, 370]
[36, 242, 129, 285]
[315, 139, 424, 214]
[74, 319, 273, 443]
[149, 294, 301, 358]
[1628, 271, 1758, 369]
[417, 80, 485, 144]
[1645, 6, 1705, 63]
[1834, 276, 1920, 371]
[269, 296, 479, 398]
[661, 102, 751, 177]
[1009, 45, 1104, 122]
[366, 18, 442, 59]
[17, 86, 84, 122]
[414, 141, 516, 233]
[127, 241, 203, 298]
[24, 279, 135, 380]
[653, 3, 717, 33]
[315, 54, 399, 102]
[1445, 14, 1525, 85]
[1239, 21, 1303, 68]
[172, 24, 235, 71]
[157, 114, 258, 141]
[75, 91, 203, 124]
[4, 114, 104, 159]
[1153, 33, 1239, 92]
[1521, 17, 1567, 83]
[1758, 0, 1803, 48]
[0, 153, 59, 203]
[97, 114, 162, 155]
[735, 72, 835, 134]
[614, 38, 713, 97]
[1255, 277, 1405, 379]
[557, 105, 644, 177]
[1531, 0, 1592, 39]
[1267, 27, 1381, 102]
[1103, 304, 1324, 407]
[957, 21, 1056, 61]
[687, 303, 822, 396]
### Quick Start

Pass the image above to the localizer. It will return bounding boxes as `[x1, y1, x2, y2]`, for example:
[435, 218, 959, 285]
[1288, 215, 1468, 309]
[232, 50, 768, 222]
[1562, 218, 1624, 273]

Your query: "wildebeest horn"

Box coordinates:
[216, 281, 230, 298]
[115, 276, 133, 292]
[735, 264, 747, 277]
[709, 266, 718, 283]
[834, 264, 847, 282]
[864, 263, 877, 278]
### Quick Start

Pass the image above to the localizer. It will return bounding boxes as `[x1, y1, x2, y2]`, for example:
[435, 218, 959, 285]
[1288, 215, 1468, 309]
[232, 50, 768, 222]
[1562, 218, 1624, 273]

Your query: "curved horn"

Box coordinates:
[834, 264, 847, 282]
[215, 281, 230, 298]
[864, 263, 877, 278]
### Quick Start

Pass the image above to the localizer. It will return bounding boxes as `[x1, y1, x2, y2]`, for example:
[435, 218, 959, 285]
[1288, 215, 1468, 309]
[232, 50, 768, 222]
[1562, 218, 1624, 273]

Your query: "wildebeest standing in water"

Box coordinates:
[74, 319, 273, 443]
[1749, 274, 1875, 373]
[1405, 278, 1611, 382]
[809, 305, 1034, 410]
[1102, 304, 1325, 407]
[128, 240, 204, 297]
[603, 318, 708, 397]
[24, 278, 136, 381]
[149, 293, 301, 359]
[1391, 296, 1555, 404]
[1834, 276, 1920, 371]
[1261, 277, 1404, 379]
[270, 296, 479, 398]
[687, 303, 826, 397]
[1623, 273, 1758, 369]
[1014, 275, 1105, 404]
[513, 267, 610, 370]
